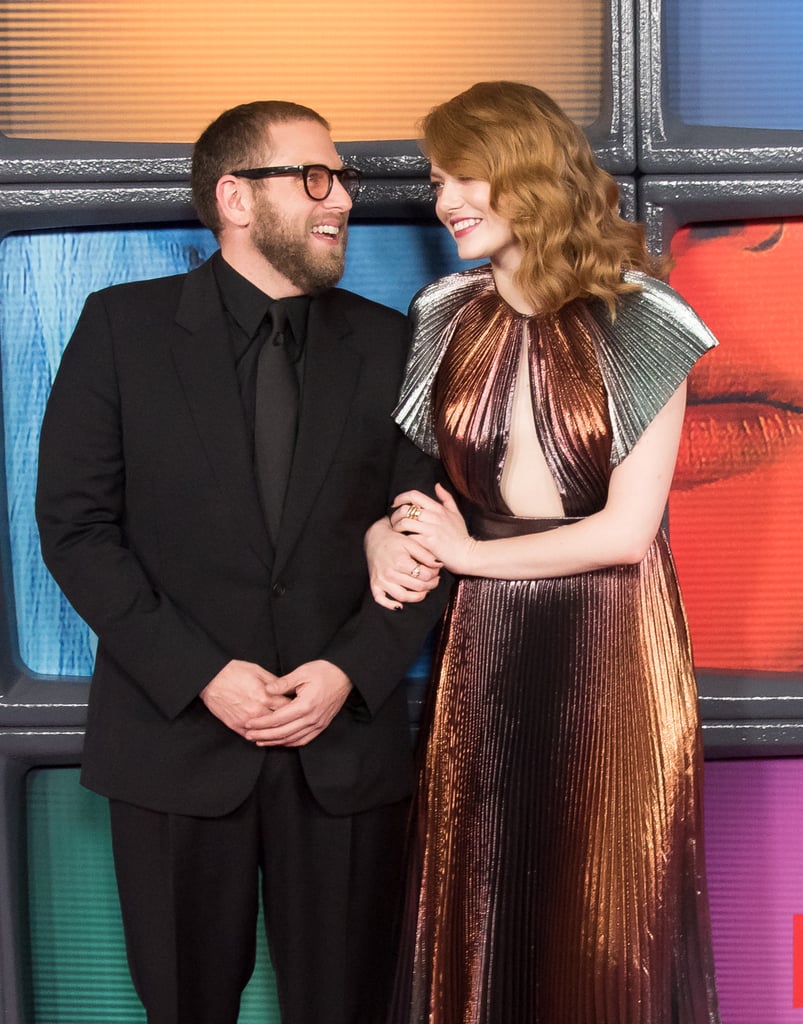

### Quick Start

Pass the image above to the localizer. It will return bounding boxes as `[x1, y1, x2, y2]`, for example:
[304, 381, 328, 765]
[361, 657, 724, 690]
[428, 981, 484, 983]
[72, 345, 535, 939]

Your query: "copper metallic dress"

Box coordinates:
[390, 266, 721, 1024]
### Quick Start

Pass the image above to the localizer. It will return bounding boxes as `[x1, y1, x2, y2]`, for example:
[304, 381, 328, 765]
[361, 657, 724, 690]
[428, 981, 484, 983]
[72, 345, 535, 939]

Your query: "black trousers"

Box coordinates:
[109, 747, 408, 1024]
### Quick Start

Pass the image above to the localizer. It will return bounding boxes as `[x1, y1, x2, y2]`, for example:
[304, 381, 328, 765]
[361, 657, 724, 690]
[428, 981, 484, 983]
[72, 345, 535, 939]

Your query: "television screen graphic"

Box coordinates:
[668, 217, 803, 675]
[664, 0, 803, 131]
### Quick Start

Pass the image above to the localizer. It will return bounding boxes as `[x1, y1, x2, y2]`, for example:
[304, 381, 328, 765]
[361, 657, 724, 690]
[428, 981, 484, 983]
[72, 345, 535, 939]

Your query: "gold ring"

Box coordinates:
[410, 564, 421, 578]
[406, 503, 422, 521]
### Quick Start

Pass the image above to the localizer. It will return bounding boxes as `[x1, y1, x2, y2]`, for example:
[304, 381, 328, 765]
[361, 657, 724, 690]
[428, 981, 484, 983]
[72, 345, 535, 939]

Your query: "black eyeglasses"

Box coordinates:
[229, 164, 361, 201]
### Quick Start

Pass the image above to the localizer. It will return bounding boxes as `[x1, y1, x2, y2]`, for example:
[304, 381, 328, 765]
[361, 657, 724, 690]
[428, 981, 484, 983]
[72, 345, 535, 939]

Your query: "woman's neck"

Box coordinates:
[490, 260, 539, 316]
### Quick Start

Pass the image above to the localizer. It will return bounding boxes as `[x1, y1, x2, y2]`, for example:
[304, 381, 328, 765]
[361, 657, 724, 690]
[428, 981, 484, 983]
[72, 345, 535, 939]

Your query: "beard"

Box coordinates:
[251, 189, 348, 294]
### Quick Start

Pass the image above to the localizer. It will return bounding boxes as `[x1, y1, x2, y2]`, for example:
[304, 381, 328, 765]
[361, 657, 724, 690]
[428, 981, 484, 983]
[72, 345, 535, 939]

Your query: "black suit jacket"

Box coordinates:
[36, 257, 448, 817]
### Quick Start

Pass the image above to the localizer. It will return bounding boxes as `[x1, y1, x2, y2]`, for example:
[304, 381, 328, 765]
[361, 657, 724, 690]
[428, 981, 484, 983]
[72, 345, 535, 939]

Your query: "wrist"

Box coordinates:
[365, 516, 392, 552]
[457, 536, 481, 576]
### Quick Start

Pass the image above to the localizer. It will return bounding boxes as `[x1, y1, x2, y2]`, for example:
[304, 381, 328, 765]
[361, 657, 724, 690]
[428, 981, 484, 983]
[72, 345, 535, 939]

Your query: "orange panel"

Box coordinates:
[0, 0, 604, 142]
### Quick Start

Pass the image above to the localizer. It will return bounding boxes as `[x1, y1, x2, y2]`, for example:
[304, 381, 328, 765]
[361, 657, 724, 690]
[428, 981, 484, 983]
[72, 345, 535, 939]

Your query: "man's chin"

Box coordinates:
[303, 255, 346, 293]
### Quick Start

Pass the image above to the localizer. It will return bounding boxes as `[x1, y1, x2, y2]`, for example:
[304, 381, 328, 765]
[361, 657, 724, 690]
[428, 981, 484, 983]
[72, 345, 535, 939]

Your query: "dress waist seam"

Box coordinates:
[471, 509, 583, 540]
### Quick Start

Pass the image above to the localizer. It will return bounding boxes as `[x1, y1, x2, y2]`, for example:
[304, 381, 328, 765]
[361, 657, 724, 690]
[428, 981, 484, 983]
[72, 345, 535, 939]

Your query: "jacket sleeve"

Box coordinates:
[35, 292, 229, 720]
[320, 426, 453, 719]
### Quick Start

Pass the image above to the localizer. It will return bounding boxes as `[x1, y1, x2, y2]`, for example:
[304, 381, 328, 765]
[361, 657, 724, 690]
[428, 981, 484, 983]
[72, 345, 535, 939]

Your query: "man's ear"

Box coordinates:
[216, 175, 252, 230]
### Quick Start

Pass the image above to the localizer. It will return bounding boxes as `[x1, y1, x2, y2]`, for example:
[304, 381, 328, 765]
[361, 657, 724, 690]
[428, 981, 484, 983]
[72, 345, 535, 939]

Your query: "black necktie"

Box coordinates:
[254, 302, 298, 541]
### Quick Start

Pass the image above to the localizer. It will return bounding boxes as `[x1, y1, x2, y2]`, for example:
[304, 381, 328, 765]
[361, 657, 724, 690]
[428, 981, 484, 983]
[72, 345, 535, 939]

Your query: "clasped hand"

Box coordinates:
[368, 482, 476, 610]
[200, 658, 352, 748]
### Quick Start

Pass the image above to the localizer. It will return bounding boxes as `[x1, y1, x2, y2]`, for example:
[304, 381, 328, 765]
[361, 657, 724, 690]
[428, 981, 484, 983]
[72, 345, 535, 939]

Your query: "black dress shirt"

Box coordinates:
[211, 251, 310, 438]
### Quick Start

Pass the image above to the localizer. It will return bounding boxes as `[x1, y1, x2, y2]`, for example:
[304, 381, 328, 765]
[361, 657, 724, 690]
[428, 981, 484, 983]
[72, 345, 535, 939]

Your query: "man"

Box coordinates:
[36, 101, 448, 1024]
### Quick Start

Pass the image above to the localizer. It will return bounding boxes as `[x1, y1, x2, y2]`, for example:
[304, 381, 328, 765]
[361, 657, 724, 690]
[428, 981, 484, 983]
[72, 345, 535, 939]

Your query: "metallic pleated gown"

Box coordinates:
[390, 266, 721, 1023]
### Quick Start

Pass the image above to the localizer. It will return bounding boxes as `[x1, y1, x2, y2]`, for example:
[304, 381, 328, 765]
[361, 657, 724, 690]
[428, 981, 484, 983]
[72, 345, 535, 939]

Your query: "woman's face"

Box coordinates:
[429, 163, 522, 271]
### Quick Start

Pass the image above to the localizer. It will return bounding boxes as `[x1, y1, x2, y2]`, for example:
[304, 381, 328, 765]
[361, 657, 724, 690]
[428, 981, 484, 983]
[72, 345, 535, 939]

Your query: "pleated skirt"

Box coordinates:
[389, 525, 720, 1024]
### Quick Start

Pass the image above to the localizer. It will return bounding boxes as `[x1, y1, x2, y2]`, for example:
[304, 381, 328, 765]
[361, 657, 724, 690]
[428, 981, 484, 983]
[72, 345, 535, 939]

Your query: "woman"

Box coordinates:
[368, 82, 721, 1023]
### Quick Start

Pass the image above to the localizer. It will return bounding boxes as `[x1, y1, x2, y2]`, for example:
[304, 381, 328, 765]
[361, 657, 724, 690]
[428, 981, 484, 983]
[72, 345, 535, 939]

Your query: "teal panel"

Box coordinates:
[25, 768, 280, 1022]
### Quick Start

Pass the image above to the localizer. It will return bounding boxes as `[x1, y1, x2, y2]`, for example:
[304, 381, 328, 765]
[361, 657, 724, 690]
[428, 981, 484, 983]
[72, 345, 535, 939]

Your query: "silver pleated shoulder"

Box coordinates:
[393, 265, 495, 458]
[595, 271, 719, 466]
[394, 265, 719, 465]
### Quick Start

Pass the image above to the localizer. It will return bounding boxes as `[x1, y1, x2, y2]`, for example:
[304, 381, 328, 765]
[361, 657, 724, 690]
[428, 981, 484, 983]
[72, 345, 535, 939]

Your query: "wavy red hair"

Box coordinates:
[421, 81, 670, 314]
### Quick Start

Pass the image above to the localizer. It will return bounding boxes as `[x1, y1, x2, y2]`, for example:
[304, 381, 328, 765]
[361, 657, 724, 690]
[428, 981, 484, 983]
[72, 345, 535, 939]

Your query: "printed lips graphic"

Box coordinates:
[667, 218, 803, 673]
[676, 352, 803, 489]
[672, 222, 803, 489]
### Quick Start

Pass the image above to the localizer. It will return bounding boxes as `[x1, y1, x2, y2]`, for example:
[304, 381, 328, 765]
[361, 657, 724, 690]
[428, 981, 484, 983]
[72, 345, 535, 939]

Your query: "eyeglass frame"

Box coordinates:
[228, 163, 362, 201]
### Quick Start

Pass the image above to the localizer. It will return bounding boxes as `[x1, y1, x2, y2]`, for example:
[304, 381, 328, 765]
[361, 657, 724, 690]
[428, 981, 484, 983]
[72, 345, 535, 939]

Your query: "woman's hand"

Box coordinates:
[390, 483, 477, 575]
[365, 516, 443, 610]
[387, 382, 692, 584]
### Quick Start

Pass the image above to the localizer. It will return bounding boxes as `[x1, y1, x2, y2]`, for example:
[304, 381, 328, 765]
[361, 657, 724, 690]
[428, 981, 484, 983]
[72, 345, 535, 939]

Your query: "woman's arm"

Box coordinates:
[391, 381, 688, 580]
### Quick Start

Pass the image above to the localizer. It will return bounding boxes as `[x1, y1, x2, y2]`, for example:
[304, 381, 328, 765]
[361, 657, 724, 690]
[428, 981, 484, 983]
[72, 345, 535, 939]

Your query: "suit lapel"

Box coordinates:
[171, 260, 273, 569]
[273, 293, 361, 574]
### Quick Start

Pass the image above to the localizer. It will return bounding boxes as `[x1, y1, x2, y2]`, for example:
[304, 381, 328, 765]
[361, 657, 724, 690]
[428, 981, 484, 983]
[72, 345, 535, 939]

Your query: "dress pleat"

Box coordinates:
[389, 271, 720, 1024]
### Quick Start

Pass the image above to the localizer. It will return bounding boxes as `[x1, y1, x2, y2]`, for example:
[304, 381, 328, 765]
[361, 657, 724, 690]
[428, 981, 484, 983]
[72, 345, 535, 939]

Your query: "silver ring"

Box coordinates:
[410, 564, 421, 578]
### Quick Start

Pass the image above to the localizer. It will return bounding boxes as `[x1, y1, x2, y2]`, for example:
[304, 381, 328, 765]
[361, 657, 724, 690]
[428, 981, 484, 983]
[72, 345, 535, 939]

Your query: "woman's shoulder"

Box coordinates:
[617, 270, 718, 353]
[590, 271, 719, 465]
[409, 263, 494, 319]
[394, 267, 494, 458]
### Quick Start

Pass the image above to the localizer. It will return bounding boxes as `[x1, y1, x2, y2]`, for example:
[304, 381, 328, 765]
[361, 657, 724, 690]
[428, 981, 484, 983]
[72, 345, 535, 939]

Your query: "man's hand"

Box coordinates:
[200, 659, 291, 737]
[244, 660, 353, 747]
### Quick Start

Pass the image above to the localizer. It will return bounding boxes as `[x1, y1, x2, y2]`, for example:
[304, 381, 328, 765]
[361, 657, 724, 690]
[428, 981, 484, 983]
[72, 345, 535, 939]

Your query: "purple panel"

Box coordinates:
[704, 759, 803, 1022]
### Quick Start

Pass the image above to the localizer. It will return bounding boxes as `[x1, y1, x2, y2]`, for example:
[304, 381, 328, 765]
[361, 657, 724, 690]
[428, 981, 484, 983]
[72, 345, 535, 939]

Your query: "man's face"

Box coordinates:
[249, 119, 352, 294]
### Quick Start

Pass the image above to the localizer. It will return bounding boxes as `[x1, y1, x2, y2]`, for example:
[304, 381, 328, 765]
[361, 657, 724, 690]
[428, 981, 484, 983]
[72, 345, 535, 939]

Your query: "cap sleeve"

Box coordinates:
[594, 272, 719, 466]
[393, 265, 494, 457]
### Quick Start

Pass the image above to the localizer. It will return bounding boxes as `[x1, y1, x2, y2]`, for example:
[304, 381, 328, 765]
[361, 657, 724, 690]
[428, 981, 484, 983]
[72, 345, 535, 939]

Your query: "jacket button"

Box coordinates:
[271, 582, 286, 598]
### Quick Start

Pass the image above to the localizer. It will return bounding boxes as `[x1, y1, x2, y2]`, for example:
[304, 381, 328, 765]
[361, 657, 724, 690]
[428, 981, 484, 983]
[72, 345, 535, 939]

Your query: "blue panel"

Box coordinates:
[0, 226, 218, 678]
[0, 221, 472, 678]
[664, 0, 803, 130]
[341, 222, 472, 311]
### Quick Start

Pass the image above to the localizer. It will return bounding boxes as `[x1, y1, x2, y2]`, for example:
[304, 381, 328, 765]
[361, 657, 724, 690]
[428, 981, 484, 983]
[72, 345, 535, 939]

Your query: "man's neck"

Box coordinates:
[218, 246, 305, 300]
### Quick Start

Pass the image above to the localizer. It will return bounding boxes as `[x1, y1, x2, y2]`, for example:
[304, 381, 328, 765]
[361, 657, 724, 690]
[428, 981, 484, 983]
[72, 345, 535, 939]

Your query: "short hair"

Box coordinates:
[421, 81, 669, 314]
[191, 101, 330, 236]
